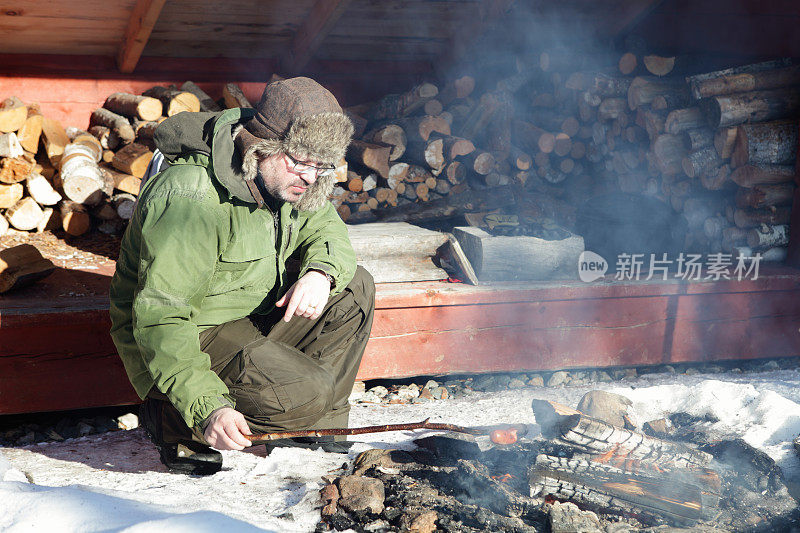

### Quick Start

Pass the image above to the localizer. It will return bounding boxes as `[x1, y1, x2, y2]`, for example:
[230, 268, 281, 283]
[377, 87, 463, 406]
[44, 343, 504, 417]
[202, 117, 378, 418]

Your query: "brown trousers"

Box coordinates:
[150, 266, 375, 442]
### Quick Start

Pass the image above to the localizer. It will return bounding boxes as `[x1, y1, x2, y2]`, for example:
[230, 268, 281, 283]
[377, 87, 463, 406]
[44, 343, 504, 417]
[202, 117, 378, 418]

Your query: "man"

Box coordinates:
[109, 77, 375, 475]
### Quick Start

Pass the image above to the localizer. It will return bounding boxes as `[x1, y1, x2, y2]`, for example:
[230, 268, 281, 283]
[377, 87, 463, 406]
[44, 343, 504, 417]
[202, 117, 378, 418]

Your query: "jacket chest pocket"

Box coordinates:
[209, 240, 276, 296]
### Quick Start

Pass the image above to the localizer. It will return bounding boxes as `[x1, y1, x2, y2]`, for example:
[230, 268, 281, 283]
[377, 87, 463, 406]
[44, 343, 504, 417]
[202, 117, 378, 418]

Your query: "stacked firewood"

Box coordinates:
[338, 52, 799, 261]
[0, 81, 255, 238]
[0, 96, 72, 236]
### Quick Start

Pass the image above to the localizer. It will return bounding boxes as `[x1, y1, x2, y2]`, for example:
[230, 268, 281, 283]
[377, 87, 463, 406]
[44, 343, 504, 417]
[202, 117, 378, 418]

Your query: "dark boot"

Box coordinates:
[139, 399, 222, 475]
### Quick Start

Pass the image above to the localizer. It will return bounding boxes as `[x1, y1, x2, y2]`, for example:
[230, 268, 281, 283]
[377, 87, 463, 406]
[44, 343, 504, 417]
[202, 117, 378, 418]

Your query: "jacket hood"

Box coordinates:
[153, 108, 334, 211]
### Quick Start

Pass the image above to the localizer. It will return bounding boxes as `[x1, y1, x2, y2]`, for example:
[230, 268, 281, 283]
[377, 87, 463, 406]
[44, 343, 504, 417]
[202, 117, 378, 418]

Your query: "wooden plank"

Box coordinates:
[1, 261, 799, 414]
[116, 0, 168, 74]
[283, 0, 354, 74]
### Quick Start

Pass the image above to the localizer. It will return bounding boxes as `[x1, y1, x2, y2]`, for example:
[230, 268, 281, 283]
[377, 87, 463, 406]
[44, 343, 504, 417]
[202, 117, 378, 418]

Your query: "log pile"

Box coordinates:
[335, 54, 799, 262]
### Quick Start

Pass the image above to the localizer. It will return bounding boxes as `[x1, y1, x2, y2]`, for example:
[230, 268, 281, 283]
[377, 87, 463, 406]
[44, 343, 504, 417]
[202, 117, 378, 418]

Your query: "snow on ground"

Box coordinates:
[3, 368, 800, 531]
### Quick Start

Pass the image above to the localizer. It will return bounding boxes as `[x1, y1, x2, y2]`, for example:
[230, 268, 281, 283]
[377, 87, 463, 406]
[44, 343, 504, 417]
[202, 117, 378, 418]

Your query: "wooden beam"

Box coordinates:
[604, 0, 667, 38]
[116, 0, 168, 74]
[437, 0, 516, 78]
[283, 0, 354, 75]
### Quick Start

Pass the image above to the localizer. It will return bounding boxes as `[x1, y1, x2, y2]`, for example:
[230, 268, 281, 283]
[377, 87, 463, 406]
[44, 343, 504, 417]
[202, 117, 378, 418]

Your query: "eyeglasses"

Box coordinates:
[284, 153, 336, 177]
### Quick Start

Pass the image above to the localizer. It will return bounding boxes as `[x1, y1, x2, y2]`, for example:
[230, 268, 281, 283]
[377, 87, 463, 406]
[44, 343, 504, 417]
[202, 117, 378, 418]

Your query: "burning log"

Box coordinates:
[530, 400, 712, 469]
[529, 454, 717, 525]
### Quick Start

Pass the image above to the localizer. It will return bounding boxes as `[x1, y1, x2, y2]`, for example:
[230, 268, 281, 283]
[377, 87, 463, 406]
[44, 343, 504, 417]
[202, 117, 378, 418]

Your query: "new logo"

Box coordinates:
[578, 251, 608, 282]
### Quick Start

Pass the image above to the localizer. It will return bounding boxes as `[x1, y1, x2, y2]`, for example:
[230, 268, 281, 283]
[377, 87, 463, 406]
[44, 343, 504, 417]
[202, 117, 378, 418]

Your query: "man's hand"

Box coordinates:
[203, 407, 252, 451]
[275, 270, 331, 322]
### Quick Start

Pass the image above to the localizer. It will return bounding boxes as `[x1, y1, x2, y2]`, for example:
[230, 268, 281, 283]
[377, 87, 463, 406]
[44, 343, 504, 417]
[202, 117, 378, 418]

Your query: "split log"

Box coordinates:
[347, 140, 391, 179]
[365, 82, 438, 121]
[104, 92, 162, 121]
[437, 76, 475, 107]
[61, 143, 112, 205]
[393, 115, 450, 143]
[730, 120, 798, 168]
[89, 125, 121, 151]
[735, 183, 794, 208]
[60, 200, 91, 236]
[530, 399, 712, 469]
[459, 149, 496, 175]
[734, 207, 791, 228]
[180, 81, 222, 112]
[405, 138, 445, 173]
[103, 166, 142, 195]
[386, 162, 409, 189]
[143, 86, 201, 116]
[700, 164, 732, 191]
[26, 173, 61, 205]
[588, 73, 632, 97]
[0, 157, 33, 184]
[530, 454, 716, 524]
[364, 185, 516, 225]
[682, 147, 722, 178]
[112, 143, 153, 178]
[458, 92, 500, 140]
[0, 97, 27, 133]
[690, 64, 800, 99]
[643, 55, 676, 76]
[113, 193, 137, 220]
[435, 134, 475, 160]
[627, 77, 684, 110]
[36, 207, 58, 233]
[366, 175, 381, 194]
[653, 134, 688, 175]
[368, 124, 407, 161]
[714, 127, 738, 159]
[0, 244, 56, 293]
[16, 107, 43, 154]
[345, 111, 368, 138]
[444, 161, 466, 184]
[618, 52, 637, 75]
[0, 132, 23, 158]
[40, 117, 71, 164]
[730, 164, 796, 188]
[5, 197, 44, 231]
[748, 224, 789, 249]
[665, 107, 705, 134]
[509, 145, 532, 170]
[222, 83, 253, 109]
[513, 119, 555, 153]
[0, 183, 23, 209]
[701, 88, 800, 128]
[90, 108, 135, 145]
[652, 90, 692, 110]
[597, 98, 627, 121]
[681, 128, 714, 151]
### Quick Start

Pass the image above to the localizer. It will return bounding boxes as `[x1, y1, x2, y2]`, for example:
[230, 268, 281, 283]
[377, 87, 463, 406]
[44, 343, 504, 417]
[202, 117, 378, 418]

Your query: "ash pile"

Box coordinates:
[317, 392, 799, 532]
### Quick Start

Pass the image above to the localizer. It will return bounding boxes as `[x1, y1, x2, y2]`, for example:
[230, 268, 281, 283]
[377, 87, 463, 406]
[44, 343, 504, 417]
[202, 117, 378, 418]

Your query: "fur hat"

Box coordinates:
[234, 77, 353, 212]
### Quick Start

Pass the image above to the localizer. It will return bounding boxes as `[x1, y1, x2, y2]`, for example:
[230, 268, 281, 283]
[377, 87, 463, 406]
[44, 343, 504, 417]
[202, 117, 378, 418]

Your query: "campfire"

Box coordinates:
[315, 395, 799, 532]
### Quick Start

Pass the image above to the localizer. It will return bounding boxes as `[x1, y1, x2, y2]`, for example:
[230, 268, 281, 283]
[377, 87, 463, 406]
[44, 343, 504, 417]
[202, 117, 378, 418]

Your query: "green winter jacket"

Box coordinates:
[109, 108, 357, 429]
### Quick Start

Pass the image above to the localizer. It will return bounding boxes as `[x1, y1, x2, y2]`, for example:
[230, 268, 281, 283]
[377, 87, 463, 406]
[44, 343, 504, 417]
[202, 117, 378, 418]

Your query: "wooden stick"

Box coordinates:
[246, 418, 527, 442]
